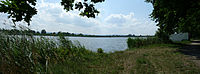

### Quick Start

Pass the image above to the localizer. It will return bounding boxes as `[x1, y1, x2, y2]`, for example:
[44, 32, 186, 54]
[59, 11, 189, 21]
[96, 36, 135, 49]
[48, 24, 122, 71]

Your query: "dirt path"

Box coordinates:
[190, 40, 200, 45]
[178, 40, 200, 67]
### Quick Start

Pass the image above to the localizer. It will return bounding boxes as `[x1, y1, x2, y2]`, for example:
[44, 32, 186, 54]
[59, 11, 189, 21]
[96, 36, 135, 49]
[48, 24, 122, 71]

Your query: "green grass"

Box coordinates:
[129, 44, 200, 73]
[174, 41, 191, 45]
[48, 44, 200, 73]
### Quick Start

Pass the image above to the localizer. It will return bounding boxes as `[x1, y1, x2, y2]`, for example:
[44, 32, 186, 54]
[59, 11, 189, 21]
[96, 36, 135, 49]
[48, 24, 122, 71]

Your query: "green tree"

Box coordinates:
[0, 0, 105, 25]
[146, 0, 200, 38]
[41, 29, 46, 34]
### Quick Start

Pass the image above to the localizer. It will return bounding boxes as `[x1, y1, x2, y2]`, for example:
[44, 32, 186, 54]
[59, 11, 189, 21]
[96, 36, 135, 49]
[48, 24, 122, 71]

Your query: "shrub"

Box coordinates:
[97, 48, 104, 53]
[127, 37, 163, 49]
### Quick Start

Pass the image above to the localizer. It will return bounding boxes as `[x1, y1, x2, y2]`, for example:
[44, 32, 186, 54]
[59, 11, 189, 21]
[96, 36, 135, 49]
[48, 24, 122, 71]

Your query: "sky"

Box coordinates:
[0, 0, 158, 35]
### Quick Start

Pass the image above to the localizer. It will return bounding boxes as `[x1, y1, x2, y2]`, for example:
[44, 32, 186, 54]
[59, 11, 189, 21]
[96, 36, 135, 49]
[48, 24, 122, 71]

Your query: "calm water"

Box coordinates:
[38, 36, 136, 52]
[68, 37, 129, 52]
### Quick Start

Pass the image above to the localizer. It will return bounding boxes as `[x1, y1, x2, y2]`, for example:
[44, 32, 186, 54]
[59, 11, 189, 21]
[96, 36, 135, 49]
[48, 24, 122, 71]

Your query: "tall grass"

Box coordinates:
[127, 37, 163, 49]
[0, 33, 92, 73]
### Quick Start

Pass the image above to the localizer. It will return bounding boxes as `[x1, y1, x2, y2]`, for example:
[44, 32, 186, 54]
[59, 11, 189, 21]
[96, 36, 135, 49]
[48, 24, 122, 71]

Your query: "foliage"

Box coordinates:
[127, 37, 163, 49]
[146, 0, 200, 38]
[0, 28, 140, 37]
[155, 28, 171, 43]
[97, 48, 103, 53]
[0, 0, 37, 25]
[0, 33, 91, 73]
[0, 0, 105, 25]
[41, 29, 46, 34]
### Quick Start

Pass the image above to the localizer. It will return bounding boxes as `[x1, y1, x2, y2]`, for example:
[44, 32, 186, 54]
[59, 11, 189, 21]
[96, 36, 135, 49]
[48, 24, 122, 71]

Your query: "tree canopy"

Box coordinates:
[146, 0, 200, 38]
[0, 0, 105, 25]
[41, 29, 46, 34]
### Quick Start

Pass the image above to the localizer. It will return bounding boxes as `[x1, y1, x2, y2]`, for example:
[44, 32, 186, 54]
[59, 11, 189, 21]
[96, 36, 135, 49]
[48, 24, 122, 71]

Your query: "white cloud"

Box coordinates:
[102, 13, 158, 35]
[105, 13, 136, 26]
[0, 0, 158, 35]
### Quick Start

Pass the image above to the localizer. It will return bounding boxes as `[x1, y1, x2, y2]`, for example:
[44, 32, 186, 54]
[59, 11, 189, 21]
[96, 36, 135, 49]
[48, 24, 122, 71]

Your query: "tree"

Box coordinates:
[146, 0, 200, 38]
[0, 0, 105, 25]
[36, 31, 40, 34]
[41, 29, 46, 34]
[58, 31, 62, 35]
[52, 32, 56, 35]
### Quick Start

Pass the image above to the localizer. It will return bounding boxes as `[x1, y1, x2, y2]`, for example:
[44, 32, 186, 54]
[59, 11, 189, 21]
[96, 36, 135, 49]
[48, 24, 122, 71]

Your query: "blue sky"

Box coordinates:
[96, 0, 153, 18]
[0, 0, 158, 35]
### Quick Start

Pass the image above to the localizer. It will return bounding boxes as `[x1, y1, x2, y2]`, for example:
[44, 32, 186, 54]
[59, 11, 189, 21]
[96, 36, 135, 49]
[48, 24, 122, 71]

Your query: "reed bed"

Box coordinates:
[127, 37, 163, 49]
[0, 33, 92, 73]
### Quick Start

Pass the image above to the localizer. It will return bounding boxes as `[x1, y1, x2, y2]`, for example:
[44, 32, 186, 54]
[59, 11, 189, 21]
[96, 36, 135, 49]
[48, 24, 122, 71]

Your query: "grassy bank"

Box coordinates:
[0, 34, 200, 73]
[49, 44, 200, 73]
[128, 44, 200, 73]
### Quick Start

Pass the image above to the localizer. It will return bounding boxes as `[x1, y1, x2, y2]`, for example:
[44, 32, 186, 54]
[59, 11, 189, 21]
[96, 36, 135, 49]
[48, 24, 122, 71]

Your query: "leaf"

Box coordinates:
[1, 1, 9, 5]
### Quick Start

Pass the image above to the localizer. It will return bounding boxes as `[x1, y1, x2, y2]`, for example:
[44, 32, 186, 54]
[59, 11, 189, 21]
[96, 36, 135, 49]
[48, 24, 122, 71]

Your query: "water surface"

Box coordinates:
[38, 36, 136, 52]
[68, 37, 129, 52]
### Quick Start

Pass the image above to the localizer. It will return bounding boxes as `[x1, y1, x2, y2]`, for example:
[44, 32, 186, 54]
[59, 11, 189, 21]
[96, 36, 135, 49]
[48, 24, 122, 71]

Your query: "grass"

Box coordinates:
[49, 44, 200, 73]
[129, 44, 200, 73]
[173, 40, 191, 45]
[0, 33, 200, 73]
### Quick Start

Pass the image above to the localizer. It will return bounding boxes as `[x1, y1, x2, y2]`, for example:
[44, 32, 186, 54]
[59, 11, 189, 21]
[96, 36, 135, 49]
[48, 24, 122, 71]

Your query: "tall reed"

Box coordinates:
[0, 33, 91, 73]
[127, 37, 163, 49]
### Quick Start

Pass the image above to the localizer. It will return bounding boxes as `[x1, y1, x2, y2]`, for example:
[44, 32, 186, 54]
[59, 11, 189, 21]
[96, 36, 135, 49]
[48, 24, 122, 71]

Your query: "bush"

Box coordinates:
[127, 37, 163, 49]
[97, 48, 104, 53]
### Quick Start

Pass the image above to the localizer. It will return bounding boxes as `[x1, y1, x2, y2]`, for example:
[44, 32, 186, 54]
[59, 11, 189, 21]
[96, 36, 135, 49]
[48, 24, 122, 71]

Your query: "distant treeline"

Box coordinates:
[0, 28, 154, 37]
